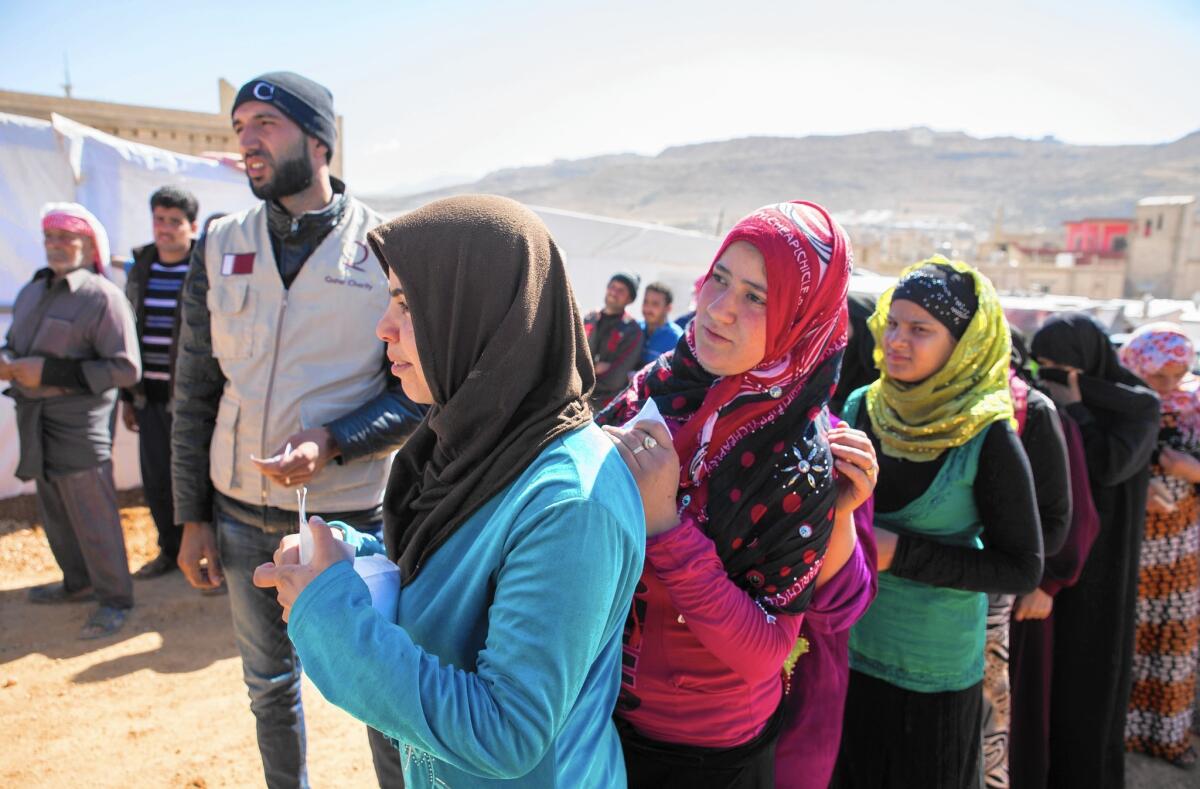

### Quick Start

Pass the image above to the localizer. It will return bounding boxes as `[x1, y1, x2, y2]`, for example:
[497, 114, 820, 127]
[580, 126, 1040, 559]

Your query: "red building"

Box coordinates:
[1063, 218, 1132, 254]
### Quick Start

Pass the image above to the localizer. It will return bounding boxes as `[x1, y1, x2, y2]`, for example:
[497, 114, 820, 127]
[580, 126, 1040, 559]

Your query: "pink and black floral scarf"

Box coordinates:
[598, 201, 852, 615]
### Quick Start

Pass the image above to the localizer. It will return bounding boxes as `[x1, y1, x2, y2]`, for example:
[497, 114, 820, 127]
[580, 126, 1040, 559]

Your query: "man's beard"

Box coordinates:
[248, 140, 314, 201]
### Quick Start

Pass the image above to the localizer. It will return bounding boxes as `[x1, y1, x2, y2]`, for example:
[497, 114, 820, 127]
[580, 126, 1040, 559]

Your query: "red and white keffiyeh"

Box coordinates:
[41, 202, 111, 277]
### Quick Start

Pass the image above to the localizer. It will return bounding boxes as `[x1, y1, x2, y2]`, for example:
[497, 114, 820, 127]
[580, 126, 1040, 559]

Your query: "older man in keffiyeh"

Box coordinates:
[1, 202, 140, 639]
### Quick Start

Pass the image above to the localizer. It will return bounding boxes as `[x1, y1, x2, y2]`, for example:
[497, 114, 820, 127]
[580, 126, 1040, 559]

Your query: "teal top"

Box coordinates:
[843, 388, 990, 693]
[288, 423, 646, 787]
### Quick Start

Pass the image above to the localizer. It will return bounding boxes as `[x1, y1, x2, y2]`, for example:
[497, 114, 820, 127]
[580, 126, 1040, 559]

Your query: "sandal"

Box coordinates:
[78, 605, 129, 640]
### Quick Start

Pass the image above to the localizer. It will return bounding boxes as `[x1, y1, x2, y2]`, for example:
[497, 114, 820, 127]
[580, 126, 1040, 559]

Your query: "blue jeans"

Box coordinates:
[218, 513, 405, 789]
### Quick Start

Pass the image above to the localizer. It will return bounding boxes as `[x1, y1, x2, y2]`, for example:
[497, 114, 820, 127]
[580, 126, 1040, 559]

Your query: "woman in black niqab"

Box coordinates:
[1029, 312, 1160, 789]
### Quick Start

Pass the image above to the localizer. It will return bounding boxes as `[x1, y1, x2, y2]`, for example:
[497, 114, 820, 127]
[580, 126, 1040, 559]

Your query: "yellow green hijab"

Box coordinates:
[864, 256, 1015, 462]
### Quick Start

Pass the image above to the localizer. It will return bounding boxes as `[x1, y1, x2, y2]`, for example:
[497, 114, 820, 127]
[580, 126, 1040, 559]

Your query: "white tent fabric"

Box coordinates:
[53, 114, 257, 268]
[528, 205, 719, 315]
[0, 114, 77, 305]
[1, 111, 255, 499]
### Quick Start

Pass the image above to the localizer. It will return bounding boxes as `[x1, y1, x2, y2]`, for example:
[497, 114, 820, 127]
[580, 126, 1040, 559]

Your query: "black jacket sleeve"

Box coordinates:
[119, 247, 153, 404]
[889, 421, 1044, 595]
[170, 234, 226, 524]
[1064, 378, 1159, 488]
[1023, 389, 1073, 556]
[326, 346, 428, 463]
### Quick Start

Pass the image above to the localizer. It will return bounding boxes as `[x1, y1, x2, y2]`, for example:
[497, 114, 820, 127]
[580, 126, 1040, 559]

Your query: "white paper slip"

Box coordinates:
[353, 554, 401, 621]
[297, 487, 314, 564]
[250, 441, 293, 466]
[621, 396, 670, 432]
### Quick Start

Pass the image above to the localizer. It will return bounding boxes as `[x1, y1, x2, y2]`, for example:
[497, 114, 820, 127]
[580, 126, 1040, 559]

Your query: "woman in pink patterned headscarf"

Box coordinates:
[597, 201, 877, 787]
[1119, 323, 1200, 768]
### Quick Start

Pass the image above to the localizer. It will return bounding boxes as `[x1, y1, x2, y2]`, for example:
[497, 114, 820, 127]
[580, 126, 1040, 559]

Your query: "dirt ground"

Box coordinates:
[0, 494, 380, 789]
[0, 492, 1195, 788]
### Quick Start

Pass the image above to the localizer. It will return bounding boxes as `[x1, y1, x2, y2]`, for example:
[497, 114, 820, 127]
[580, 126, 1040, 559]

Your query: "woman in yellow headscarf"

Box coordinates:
[832, 257, 1044, 788]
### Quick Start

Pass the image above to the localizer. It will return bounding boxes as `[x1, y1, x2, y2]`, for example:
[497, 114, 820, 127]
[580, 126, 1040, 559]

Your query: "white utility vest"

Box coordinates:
[204, 197, 393, 512]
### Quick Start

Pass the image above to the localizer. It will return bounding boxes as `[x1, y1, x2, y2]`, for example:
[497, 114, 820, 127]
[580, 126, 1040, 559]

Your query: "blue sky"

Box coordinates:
[1, 0, 1197, 194]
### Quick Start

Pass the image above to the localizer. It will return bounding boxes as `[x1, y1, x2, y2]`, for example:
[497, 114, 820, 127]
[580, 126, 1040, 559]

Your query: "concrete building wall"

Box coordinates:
[976, 259, 1127, 299]
[1174, 259, 1200, 303]
[1127, 196, 1196, 297]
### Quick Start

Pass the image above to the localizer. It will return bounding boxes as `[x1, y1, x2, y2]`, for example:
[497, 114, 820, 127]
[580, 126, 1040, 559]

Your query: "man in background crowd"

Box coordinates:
[121, 186, 199, 579]
[583, 271, 643, 411]
[2, 203, 140, 639]
[639, 280, 683, 365]
[171, 71, 420, 787]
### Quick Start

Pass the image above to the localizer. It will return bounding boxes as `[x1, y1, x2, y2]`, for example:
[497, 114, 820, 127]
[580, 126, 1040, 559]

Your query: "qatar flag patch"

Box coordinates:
[221, 253, 255, 275]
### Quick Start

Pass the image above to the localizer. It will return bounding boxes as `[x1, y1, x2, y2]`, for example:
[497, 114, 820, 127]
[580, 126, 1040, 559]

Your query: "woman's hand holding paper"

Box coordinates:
[253, 517, 352, 622]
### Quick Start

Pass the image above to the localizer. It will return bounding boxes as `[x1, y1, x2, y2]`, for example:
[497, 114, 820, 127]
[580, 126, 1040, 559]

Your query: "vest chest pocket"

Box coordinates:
[207, 279, 255, 360]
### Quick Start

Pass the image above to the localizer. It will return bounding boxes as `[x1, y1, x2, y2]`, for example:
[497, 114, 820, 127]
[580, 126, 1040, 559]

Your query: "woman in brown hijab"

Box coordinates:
[253, 195, 646, 787]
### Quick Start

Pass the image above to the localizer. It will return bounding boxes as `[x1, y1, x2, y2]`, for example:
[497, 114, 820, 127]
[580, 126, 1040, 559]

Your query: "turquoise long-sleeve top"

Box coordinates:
[288, 423, 646, 788]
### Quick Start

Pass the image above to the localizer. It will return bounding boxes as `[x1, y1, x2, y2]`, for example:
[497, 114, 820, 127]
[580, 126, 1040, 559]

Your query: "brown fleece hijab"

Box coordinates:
[366, 195, 595, 584]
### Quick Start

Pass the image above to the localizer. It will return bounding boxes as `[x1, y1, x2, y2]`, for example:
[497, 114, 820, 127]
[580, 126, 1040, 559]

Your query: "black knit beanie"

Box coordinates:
[610, 271, 640, 300]
[892, 263, 978, 340]
[232, 72, 337, 162]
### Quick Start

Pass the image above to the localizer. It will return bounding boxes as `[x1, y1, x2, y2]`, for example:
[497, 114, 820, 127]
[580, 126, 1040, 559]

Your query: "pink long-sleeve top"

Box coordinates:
[616, 515, 805, 748]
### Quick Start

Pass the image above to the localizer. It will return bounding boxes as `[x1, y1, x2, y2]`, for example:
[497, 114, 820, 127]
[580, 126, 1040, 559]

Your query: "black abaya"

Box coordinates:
[1031, 314, 1160, 789]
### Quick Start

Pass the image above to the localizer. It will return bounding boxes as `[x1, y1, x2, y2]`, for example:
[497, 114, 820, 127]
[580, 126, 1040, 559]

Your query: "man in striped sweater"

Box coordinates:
[121, 186, 199, 579]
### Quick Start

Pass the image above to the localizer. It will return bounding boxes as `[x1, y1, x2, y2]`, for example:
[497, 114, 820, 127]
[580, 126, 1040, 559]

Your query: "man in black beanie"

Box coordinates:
[231, 71, 338, 211]
[583, 271, 644, 411]
[172, 71, 420, 787]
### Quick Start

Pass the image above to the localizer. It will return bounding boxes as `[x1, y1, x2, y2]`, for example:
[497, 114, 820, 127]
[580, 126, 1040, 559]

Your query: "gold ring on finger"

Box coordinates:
[642, 435, 658, 451]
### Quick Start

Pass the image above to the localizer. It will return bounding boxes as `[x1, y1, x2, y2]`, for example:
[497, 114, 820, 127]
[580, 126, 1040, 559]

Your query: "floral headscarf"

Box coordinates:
[1119, 323, 1200, 444]
[598, 201, 851, 615]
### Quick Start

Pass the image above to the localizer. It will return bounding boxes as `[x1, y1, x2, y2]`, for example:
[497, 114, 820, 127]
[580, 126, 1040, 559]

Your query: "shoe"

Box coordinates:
[78, 605, 129, 640]
[1170, 745, 1197, 770]
[133, 552, 177, 579]
[199, 581, 228, 597]
[27, 582, 94, 604]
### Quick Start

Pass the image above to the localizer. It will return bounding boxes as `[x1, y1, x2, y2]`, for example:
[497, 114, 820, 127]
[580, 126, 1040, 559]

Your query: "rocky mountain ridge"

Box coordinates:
[369, 127, 1200, 233]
